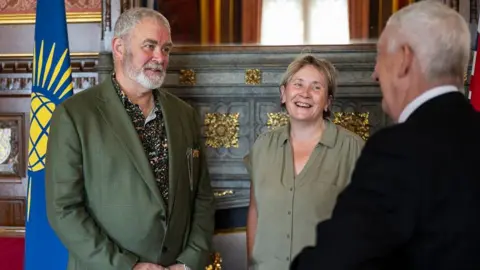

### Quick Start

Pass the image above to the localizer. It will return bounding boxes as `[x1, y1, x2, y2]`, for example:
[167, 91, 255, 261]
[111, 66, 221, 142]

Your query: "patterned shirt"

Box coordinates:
[111, 74, 169, 205]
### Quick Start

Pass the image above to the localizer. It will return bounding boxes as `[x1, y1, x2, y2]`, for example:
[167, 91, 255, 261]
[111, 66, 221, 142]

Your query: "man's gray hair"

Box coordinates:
[386, 1, 470, 83]
[114, 7, 170, 39]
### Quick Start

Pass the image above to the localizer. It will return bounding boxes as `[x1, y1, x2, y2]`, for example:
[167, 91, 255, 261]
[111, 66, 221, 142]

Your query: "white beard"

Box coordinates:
[133, 69, 165, 90]
[124, 55, 166, 90]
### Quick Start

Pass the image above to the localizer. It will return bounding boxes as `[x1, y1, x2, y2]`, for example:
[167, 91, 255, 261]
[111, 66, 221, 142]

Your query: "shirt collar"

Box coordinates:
[280, 119, 338, 148]
[398, 85, 458, 123]
[111, 72, 161, 112]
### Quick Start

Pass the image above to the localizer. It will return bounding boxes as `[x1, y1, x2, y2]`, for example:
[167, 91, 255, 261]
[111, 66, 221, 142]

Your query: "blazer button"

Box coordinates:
[162, 246, 168, 253]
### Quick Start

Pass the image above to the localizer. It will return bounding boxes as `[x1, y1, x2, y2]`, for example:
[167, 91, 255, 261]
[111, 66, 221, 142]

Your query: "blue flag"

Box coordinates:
[25, 0, 73, 269]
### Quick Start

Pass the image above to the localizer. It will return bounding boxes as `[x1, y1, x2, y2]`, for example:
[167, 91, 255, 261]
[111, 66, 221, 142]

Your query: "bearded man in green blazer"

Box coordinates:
[45, 8, 215, 270]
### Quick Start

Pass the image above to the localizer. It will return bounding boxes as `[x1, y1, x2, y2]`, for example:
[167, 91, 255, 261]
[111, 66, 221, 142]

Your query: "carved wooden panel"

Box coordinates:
[0, 113, 25, 182]
[0, 197, 25, 226]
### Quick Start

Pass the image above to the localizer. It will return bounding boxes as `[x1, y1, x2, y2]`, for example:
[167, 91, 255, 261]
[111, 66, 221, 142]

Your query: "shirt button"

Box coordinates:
[288, 211, 291, 215]
[286, 257, 290, 261]
[287, 234, 290, 239]
[289, 187, 293, 191]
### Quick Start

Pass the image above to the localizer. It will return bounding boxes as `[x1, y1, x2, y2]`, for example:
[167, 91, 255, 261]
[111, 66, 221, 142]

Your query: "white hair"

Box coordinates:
[386, 1, 470, 83]
[114, 7, 170, 39]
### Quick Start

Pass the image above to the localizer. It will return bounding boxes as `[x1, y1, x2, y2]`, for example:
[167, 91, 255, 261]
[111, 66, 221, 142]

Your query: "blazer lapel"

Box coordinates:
[95, 80, 166, 209]
[157, 90, 184, 216]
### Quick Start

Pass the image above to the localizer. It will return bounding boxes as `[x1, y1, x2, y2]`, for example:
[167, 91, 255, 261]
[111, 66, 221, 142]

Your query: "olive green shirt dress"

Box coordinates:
[244, 120, 365, 270]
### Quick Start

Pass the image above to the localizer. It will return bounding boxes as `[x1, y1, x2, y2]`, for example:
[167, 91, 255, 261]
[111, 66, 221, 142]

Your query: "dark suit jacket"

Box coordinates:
[291, 92, 480, 270]
[45, 78, 215, 270]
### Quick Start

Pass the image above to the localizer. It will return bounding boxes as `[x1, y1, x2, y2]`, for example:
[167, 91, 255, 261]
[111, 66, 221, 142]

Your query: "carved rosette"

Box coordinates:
[265, 112, 370, 140]
[179, 69, 196, 85]
[213, 189, 234, 198]
[332, 112, 370, 140]
[266, 112, 290, 130]
[205, 252, 223, 270]
[245, 68, 261, 85]
[204, 113, 240, 148]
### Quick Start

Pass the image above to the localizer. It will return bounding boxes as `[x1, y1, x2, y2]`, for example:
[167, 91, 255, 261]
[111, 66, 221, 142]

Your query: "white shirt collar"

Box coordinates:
[397, 85, 458, 123]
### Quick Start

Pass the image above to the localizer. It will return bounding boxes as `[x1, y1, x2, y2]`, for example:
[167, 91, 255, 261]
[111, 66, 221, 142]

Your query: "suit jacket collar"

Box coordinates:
[398, 85, 458, 123]
[95, 78, 183, 215]
[405, 91, 470, 125]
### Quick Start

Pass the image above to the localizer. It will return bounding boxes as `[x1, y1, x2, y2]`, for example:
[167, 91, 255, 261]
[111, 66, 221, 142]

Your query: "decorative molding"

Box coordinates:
[214, 227, 247, 235]
[0, 61, 98, 73]
[0, 53, 99, 73]
[0, 12, 101, 25]
[266, 112, 289, 130]
[245, 68, 261, 85]
[0, 52, 99, 59]
[332, 112, 370, 140]
[204, 113, 240, 148]
[0, 226, 25, 237]
[179, 69, 196, 85]
[0, 75, 98, 93]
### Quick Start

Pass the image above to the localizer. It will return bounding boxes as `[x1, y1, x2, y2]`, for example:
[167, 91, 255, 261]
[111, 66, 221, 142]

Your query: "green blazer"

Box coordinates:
[45, 78, 215, 270]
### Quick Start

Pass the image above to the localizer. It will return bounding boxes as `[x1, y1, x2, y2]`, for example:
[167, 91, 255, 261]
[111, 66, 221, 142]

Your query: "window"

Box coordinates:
[261, 0, 350, 45]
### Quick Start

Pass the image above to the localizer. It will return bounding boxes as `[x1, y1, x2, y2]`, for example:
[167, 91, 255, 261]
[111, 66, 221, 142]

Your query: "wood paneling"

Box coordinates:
[0, 197, 25, 226]
[0, 96, 30, 227]
[158, 0, 200, 45]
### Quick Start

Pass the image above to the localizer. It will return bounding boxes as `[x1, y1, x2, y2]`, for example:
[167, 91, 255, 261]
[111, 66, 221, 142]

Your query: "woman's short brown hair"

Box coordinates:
[280, 54, 338, 118]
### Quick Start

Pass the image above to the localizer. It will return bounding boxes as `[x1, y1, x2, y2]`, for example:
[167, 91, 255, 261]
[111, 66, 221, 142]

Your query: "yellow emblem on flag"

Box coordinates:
[28, 92, 56, 172]
[27, 40, 73, 172]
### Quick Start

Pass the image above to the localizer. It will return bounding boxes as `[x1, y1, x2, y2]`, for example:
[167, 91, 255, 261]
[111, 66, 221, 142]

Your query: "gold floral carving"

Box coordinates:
[179, 69, 196, 85]
[265, 112, 370, 140]
[213, 189, 234, 198]
[204, 113, 239, 148]
[245, 69, 261, 85]
[266, 112, 289, 130]
[205, 252, 222, 270]
[333, 112, 370, 140]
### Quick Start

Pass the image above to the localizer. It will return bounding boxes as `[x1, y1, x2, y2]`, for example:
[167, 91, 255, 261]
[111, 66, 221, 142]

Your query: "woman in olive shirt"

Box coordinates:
[244, 54, 365, 270]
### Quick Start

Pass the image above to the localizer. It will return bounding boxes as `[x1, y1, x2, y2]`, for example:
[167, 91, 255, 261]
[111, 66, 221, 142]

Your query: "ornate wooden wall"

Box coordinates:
[0, 54, 99, 226]
[0, 0, 101, 228]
